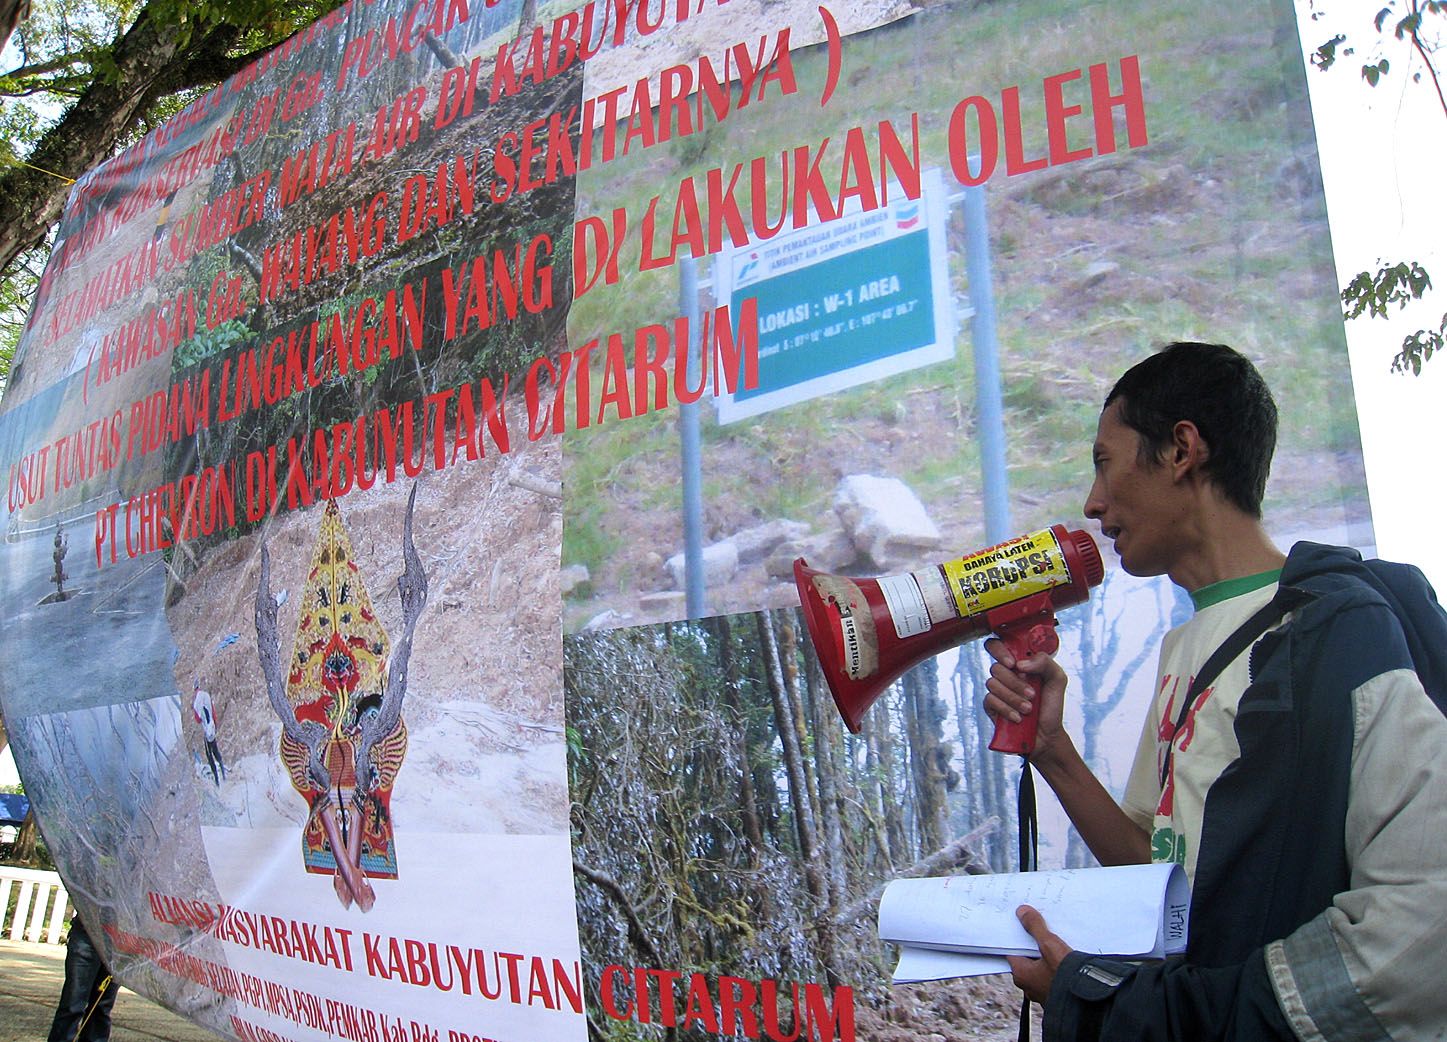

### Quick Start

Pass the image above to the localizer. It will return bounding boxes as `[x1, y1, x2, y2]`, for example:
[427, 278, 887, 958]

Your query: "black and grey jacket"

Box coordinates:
[1046, 542, 1447, 1042]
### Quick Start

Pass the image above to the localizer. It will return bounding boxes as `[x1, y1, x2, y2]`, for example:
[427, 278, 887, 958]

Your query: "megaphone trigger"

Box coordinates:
[985, 602, 1061, 755]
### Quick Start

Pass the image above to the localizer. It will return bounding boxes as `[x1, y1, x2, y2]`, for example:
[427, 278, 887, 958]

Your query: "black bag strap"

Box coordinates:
[1158, 587, 1309, 789]
[1017, 762, 1038, 1042]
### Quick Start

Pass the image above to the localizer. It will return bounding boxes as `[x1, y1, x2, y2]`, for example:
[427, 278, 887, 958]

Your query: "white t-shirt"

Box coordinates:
[1121, 571, 1283, 885]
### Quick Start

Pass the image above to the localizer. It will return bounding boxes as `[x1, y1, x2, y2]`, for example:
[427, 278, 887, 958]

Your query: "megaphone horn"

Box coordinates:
[794, 524, 1103, 753]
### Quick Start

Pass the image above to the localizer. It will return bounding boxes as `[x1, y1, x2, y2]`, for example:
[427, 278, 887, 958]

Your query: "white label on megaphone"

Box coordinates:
[838, 612, 865, 677]
[877, 573, 931, 639]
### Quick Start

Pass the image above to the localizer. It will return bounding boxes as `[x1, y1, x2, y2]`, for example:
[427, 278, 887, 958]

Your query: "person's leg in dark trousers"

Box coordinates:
[47, 918, 117, 1042]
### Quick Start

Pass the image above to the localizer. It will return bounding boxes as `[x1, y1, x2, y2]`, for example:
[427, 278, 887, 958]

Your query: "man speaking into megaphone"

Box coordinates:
[981, 342, 1447, 1041]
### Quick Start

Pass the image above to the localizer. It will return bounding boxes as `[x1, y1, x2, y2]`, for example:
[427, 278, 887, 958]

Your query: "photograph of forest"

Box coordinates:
[566, 607, 1065, 1041]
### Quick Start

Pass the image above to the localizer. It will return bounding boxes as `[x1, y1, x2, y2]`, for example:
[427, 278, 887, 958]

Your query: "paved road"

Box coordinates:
[0, 941, 224, 1042]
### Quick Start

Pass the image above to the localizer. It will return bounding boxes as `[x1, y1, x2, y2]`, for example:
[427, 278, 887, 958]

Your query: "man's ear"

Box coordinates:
[1170, 420, 1209, 480]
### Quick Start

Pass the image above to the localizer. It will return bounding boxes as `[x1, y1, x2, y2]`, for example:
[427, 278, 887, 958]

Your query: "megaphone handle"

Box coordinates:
[987, 617, 1061, 756]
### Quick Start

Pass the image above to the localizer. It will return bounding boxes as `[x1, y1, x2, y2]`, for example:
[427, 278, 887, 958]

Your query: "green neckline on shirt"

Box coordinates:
[1191, 568, 1282, 611]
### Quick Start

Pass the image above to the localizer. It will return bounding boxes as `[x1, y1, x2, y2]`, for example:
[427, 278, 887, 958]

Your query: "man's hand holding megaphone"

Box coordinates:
[983, 633, 1153, 871]
[983, 637, 1070, 764]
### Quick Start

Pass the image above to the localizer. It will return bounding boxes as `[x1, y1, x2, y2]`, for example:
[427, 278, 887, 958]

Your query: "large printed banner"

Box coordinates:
[0, 1, 1371, 1040]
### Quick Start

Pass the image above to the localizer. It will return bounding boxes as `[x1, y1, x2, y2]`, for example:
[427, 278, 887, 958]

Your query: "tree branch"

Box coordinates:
[572, 860, 667, 967]
[1408, 0, 1447, 119]
[2, 52, 100, 82]
[832, 819, 999, 928]
[0, 1, 345, 277]
[0, 6, 189, 268]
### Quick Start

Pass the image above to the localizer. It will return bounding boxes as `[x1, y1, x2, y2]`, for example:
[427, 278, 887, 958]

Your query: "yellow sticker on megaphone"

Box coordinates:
[937, 528, 1072, 619]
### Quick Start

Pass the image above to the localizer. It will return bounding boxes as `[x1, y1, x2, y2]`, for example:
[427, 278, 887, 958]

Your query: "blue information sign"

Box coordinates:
[714, 168, 957, 423]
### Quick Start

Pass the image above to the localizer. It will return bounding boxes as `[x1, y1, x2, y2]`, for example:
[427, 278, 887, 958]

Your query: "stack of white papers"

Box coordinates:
[877, 862, 1189, 982]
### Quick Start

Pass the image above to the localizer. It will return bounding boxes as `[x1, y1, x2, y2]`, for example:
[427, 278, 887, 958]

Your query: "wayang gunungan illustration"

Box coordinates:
[254, 488, 428, 911]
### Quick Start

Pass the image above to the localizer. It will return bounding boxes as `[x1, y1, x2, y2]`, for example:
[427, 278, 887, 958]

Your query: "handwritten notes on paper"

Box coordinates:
[877, 862, 1189, 981]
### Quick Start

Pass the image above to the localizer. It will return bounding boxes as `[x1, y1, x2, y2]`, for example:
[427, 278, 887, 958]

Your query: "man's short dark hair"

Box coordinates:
[1104, 341, 1277, 518]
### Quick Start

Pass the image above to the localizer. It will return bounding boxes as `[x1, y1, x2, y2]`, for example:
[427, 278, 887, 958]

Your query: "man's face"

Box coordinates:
[1083, 401, 1189, 577]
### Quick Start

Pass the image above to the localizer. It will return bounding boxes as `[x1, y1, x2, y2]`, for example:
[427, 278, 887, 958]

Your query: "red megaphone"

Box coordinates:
[794, 524, 1103, 754]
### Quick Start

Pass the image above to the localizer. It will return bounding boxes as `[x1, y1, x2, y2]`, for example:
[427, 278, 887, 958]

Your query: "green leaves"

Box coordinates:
[1369, 1, 1427, 41]
[1312, 1, 1445, 372]
[1340, 262, 1445, 377]
[1341, 261, 1433, 320]
[1311, 33, 1349, 71]
[0, 246, 45, 397]
[1392, 319, 1446, 375]
[0, 0, 351, 282]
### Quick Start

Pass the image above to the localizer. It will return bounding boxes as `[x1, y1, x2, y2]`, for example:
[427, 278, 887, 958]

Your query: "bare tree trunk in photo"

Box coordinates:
[757, 612, 822, 888]
[1067, 600, 1100, 869]
[1067, 573, 1172, 868]
[712, 615, 765, 859]
[874, 701, 910, 867]
[777, 615, 824, 837]
[860, 713, 898, 873]
[952, 654, 985, 828]
[901, 658, 949, 857]
[757, 611, 839, 985]
[805, 649, 848, 908]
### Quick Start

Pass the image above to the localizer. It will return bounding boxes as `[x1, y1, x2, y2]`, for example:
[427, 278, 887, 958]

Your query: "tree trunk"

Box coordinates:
[0, 2, 337, 277]
[757, 612, 822, 885]
[901, 658, 948, 856]
[860, 712, 897, 872]
[832, 817, 999, 929]
[0, 11, 214, 270]
[956, 647, 1014, 872]
[806, 649, 847, 908]
[1068, 597, 1102, 869]
[757, 611, 838, 984]
[875, 705, 910, 866]
[777, 614, 824, 847]
[13, 808, 38, 862]
[712, 615, 765, 858]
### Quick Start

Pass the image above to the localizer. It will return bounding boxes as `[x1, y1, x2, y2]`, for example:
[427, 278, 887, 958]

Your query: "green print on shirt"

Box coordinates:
[1153, 826, 1187, 867]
